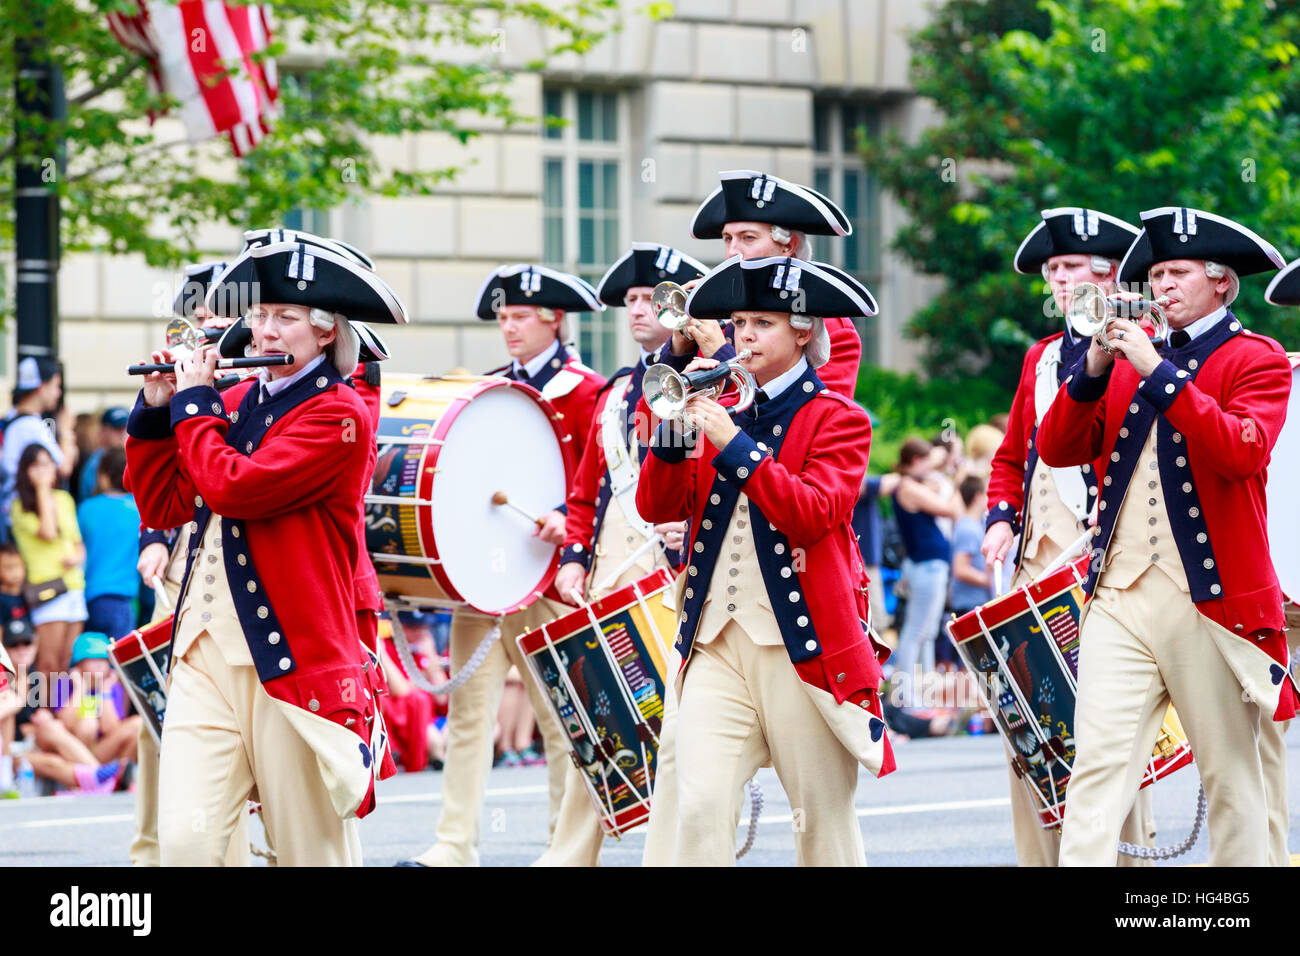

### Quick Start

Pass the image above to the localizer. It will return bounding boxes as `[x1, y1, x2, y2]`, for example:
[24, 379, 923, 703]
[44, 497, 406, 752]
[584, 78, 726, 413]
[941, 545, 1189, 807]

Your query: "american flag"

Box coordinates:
[106, 0, 279, 157]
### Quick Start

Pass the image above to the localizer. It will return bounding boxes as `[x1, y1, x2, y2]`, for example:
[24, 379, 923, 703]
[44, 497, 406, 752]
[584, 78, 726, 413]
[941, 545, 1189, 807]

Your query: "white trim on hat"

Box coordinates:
[690, 169, 852, 239]
[1040, 206, 1141, 238]
[240, 228, 374, 270]
[208, 240, 408, 323]
[1264, 258, 1300, 306]
[1132, 206, 1285, 269]
[351, 321, 391, 361]
[684, 254, 878, 317]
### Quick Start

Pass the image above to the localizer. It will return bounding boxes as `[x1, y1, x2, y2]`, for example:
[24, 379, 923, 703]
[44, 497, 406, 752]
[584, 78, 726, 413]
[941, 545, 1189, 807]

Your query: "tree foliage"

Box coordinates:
[864, 0, 1300, 394]
[1, 0, 624, 276]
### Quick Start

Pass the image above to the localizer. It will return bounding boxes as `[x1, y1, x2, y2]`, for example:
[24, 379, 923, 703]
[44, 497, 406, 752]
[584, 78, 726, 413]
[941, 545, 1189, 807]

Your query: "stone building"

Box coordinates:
[37, 0, 942, 411]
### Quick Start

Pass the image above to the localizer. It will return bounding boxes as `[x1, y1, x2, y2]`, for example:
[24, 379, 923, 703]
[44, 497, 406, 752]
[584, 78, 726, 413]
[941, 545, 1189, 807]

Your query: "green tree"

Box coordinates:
[864, 0, 1300, 395]
[1, 0, 628, 284]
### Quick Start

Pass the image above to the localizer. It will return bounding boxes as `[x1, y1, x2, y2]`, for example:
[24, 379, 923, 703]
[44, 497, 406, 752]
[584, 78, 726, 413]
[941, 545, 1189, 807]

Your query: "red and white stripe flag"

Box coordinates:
[106, 0, 279, 157]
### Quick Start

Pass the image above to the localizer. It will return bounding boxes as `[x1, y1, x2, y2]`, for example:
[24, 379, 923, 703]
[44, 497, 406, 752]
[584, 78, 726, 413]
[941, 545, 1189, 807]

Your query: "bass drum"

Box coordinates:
[1267, 353, 1300, 604]
[366, 373, 573, 615]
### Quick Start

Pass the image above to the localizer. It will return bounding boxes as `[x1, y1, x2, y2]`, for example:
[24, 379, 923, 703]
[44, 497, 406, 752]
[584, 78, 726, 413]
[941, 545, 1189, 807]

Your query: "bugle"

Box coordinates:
[643, 349, 757, 423]
[1066, 282, 1170, 355]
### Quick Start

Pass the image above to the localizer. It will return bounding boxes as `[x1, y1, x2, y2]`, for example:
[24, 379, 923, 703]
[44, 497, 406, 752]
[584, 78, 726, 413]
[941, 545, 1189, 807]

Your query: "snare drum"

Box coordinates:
[946, 556, 1194, 828]
[366, 373, 573, 615]
[109, 615, 174, 743]
[516, 567, 677, 837]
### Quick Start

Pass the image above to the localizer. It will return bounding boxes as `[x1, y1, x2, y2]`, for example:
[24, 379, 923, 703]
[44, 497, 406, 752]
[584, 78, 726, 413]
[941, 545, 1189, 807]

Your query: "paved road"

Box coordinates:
[2, 733, 1296, 866]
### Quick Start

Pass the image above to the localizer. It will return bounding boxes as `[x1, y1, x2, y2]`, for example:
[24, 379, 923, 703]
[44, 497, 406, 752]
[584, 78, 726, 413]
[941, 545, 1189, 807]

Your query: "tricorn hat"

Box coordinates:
[690, 170, 851, 240]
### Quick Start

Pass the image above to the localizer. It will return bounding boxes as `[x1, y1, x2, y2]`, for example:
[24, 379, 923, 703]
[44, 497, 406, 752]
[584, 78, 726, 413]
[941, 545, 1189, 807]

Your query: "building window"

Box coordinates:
[812, 99, 882, 366]
[541, 87, 624, 375]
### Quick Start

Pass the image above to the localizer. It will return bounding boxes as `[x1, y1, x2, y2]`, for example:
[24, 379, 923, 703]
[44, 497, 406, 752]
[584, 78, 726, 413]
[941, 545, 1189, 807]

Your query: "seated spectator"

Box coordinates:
[0, 542, 31, 628]
[78, 448, 140, 639]
[0, 617, 37, 797]
[496, 666, 543, 767]
[378, 616, 448, 772]
[11, 444, 86, 676]
[77, 407, 128, 504]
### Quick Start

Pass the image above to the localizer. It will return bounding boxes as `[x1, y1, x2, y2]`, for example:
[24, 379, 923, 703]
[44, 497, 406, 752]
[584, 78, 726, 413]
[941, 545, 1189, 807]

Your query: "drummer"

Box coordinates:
[1260, 259, 1300, 866]
[126, 235, 407, 865]
[1038, 206, 1295, 866]
[981, 207, 1156, 866]
[537, 243, 703, 867]
[398, 264, 606, 868]
[637, 255, 893, 865]
[656, 170, 861, 400]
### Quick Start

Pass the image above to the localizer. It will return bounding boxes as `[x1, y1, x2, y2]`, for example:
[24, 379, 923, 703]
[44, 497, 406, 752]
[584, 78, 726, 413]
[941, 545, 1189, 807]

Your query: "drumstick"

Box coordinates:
[490, 490, 544, 527]
[151, 575, 172, 612]
[992, 559, 1005, 598]
[1036, 527, 1095, 579]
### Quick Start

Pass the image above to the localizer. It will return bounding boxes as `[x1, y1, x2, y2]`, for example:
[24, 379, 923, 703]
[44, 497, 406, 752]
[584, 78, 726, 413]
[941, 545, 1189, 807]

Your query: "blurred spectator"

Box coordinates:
[988, 412, 1011, 433]
[11, 444, 86, 676]
[964, 423, 1006, 478]
[950, 474, 994, 618]
[0, 618, 37, 797]
[378, 616, 449, 772]
[77, 407, 129, 503]
[1, 358, 77, 526]
[26, 632, 135, 794]
[68, 412, 99, 504]
[891, 437, 963, 699]
[496, 666, 543, 767]
[855, 470, 900, 631]
[78, 448, 140, 639]
[0, 543, 31, 627]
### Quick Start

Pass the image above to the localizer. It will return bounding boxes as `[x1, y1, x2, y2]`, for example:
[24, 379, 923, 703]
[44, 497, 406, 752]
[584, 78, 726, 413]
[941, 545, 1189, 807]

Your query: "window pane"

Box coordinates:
[577, 91, 594, 141]
[601, 160, 617, 211]
[578, 160, 595, 208]
[813, 100, 830, 154]
[543, 158, 564, 208]
[545, 215, 564, 264]
[543, 89, 563, 140]
[843, 170, 861, 273]
[579, 216, 595, 265]
[600, 92, 617, 142]
[811, 168, 833, 264]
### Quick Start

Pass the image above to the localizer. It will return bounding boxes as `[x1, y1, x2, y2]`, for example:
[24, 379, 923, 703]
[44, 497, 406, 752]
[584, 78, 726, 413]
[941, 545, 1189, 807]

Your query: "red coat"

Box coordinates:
[1038, 316, 1298, 721]
[125, 365, 394, 817]
[349, 364, 383, 651]
[636, 364, 895, 777]
[986, 332, 1101, 556]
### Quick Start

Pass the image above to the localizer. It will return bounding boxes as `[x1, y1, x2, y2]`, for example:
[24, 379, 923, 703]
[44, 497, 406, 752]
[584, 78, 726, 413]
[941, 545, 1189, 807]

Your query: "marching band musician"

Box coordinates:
[399, 264, 606, 867]
[537, 242, 704, 867]
[636, 255, 894, 866]
[125, 236, 407, 865]
[1259, 260, 1300, 866]
[653, 170, 862, 400]
[1038, 207, 1297, 866]
[982, 207, 1157, 866]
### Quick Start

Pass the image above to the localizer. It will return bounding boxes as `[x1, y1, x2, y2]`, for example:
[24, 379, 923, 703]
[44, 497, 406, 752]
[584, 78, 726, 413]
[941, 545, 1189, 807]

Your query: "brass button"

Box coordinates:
[246, 581, 257, 593]
[194, 495, 203, 507]
[309, 699, 320, 712]
[203, 593, 214, 603]
[232, 526, 240, 538]
[265, 415, 274, 426]
[237, 554, 247, 566]
[201, 611, 211, 622]
[204, 574, 215, 584]
[257, 606, 269, 619]
[279, 657, 291, 671]
[246, 441, 254, 453]
[726, 603, 736, 612]
[728, 568, 739, 577]
[727, 585, 737, 595]
[316, 376, 328, 388]
[268, 632, 281, 645]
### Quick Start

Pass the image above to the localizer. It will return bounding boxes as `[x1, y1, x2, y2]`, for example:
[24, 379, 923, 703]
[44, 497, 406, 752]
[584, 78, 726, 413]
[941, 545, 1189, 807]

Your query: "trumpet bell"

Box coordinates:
[643, 363, 688, 420]
[652, 281, 690, 333]
[165, 317, 200, 353]
[1065, 282, 1110, 339]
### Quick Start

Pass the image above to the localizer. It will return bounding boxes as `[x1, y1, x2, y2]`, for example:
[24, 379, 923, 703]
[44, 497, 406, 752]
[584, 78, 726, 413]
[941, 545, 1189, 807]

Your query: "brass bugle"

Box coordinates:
[1066, 282, 1170, 355]
[128, 354, 295, 375]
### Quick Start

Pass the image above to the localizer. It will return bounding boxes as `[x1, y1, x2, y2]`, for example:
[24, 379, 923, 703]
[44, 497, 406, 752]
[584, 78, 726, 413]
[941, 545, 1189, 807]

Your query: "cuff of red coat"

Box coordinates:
[139, 527, 171, 551]
[170, 386, 226, 430]
[984, 508, 1021, 535]
[650, 420, 696, 463]
[560, 544, 593, 570]
[712, 430, 765, 490]
[1138, 359, 1191, 413]
[1064, 354, 1111, 403]
[127, 392, 174, 441]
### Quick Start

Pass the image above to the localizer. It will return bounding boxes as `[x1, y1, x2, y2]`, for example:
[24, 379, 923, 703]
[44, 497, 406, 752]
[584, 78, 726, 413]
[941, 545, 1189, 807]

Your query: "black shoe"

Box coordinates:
[394, 859, 428, 867]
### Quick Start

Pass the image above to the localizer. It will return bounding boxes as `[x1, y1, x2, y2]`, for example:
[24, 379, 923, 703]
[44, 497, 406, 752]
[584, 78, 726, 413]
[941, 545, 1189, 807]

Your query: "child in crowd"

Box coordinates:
[0, 618, 37, 796]
[950, 474, 993, 618]
[77, 447, 140, 639]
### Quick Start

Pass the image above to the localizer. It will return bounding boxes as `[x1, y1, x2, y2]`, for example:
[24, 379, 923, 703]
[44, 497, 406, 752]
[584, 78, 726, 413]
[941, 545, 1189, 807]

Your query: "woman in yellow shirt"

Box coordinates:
[11, 445, 87, 675]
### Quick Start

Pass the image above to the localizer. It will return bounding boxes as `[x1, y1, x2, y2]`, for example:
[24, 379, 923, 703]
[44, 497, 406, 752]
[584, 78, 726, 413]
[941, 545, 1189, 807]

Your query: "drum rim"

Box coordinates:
[515, 566, 675, 655]
[947, 554, 1091, 643]
[413, 376, 577, 616]
[108, 614, 175, 665]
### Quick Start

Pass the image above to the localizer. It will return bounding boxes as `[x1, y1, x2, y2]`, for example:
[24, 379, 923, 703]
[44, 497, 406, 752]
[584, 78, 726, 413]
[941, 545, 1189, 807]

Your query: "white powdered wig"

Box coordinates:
[1040, 255, 1117, 281]
[788, 313, 830, 368]
[310, 308, 360, 377]
[770, 225, 812, 261]
[1203, 260, 1240, 306]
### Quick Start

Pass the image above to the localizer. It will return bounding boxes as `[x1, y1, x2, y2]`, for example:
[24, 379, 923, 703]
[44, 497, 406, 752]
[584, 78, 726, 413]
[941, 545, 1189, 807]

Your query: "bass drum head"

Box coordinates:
[1268, 354, 1300, 602]
[430, 381, 568, 614]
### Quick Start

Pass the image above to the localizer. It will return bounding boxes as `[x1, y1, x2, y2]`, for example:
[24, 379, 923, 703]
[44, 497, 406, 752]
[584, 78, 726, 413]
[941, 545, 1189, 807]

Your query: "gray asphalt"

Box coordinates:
[4, 731, 1297, 866]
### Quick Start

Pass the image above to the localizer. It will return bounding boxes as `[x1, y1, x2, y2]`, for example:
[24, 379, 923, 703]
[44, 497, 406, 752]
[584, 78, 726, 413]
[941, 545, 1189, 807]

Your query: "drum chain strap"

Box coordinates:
[387, 602, 502, 696]
[1117, 784, 1206, 860]
[735, 776, 764, 860]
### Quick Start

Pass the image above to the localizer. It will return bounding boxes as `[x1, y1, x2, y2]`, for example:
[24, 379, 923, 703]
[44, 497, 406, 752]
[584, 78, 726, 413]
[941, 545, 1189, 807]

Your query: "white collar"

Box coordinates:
[512, 339, 562, 379]
[637, 346, 657, 367]
[760, 356, 810, 401]
[260, 354, 327, 398]
[1179, 305, 1228, 342]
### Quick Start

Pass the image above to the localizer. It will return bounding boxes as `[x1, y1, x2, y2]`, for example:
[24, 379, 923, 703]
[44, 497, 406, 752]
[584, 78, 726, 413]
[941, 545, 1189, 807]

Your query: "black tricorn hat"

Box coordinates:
[594, 243, 709, 306]
[1265, 258, 1300, 307]
[206, 240, 408, 325]
[473, 264, 603, 320]
[1013, 207, 1140, 274]
[173, 261, 229, 318]
[1118, 207, 1284, 285]
[240, 228, 374, 269]
[690, 170, 851, 240]
[684, 255, 878, 320]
